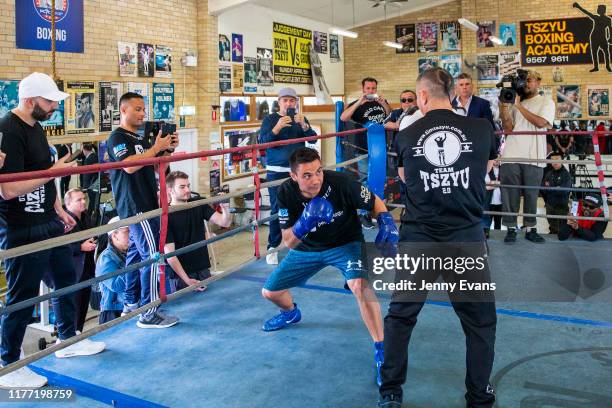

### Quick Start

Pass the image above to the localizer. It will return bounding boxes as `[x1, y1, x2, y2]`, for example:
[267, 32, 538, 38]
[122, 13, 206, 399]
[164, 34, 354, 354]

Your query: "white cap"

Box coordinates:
[107, 216, 128, 236]
[18, 72, 69, 101]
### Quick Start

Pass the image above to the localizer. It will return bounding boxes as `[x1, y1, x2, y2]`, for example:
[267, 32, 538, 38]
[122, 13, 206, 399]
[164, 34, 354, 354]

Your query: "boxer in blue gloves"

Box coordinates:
[261, 147, 398, 386]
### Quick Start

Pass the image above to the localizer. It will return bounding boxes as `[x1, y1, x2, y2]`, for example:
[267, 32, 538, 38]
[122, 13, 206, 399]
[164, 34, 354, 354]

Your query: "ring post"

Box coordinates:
[335, 101, 344, 171]
[591, 129, 610, 219]
[365, 122, 386, 199]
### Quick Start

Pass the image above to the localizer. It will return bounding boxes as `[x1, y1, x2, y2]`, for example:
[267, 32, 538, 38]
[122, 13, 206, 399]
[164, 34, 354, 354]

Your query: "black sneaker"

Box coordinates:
[504, 228, 517, 244]
[136, 311, 179, 329]
[525, 229, 545, 243]
[378, 394, 402, 408]
[360, 214, 375, 229]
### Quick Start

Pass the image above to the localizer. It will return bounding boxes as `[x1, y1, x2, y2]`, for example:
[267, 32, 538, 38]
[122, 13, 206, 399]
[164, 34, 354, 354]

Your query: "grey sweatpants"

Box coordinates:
[499, 163, 544, 228]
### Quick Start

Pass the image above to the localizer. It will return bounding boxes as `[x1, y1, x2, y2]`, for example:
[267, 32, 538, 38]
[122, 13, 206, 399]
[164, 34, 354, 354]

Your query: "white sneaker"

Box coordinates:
[266, 248, 278, 265]
[55, 338, 106, 359]
[0, 366, 47, 388]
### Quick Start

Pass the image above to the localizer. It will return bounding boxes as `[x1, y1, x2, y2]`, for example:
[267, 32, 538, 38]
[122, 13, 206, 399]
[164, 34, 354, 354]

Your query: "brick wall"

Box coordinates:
[344, 0, 611, 118]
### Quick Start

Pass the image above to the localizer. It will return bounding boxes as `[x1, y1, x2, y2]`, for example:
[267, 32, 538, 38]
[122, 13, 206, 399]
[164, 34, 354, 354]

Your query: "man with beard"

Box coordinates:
[0, 72, 105, 388]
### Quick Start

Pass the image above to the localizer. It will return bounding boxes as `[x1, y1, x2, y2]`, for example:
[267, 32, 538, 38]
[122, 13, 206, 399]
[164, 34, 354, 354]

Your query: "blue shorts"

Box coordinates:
[263, 241, 366, 291]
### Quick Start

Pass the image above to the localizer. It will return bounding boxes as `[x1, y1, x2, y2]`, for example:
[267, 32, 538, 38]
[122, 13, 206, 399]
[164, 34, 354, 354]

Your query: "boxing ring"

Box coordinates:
[0, 120, 611, 407]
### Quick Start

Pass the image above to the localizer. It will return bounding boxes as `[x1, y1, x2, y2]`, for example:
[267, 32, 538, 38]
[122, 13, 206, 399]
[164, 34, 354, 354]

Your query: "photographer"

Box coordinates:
[559, 195, 608, 241]
[499, 70, 555, 244]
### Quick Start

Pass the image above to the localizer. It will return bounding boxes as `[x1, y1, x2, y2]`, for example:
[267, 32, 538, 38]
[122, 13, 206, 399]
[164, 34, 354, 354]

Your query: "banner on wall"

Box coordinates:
[232, 64, 244, 92]
[66, 81, 95, 135]
[395, 24, 416, 54]
[256, 48, 274, 87]
[99, 82, 121, 132]
[16, 0, 84, 53]
[520, 17, 593, 66]
[41, 80, 65, 137]
[152, 83, 174, 122]
[272, 22, 313, 84]
[118, 42, 137, 77]
[244, 57, 257, 93]
[587, 86, 610, 117]
[127, 82, 151, 121]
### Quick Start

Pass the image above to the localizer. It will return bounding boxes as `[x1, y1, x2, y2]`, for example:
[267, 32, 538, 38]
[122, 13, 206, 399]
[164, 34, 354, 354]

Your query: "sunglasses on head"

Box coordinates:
[401, 98, 415, 103]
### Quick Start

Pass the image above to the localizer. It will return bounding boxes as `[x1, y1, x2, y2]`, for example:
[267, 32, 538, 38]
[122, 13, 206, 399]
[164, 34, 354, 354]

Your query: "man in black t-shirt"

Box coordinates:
[0, 73, 105, 388]
[379, 68, 497, 408]
[164, 171, 231, 291]
[106, 92, 178, 329]
[341, 77, 391, 228]
[261, 147, 399, 387]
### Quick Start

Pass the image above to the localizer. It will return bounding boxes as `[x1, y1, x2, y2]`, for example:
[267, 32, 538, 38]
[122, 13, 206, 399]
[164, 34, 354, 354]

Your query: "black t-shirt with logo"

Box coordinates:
[348, 100, 387, 126]
[0, 112, 57, 227]
[395, 109, 497, 240]
[167, 198, 217, 276]
[107, 127, 159, 219]
[277, 170, 375, 252]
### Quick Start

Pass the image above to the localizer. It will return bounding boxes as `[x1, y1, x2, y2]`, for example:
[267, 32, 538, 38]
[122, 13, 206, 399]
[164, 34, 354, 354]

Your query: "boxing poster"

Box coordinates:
[587, 87, 610, 117]
[152, 83, 175, 121]
[40, 80, 65, 137]
[439, 54, 461, 79]
[418, 56, 438, 75]
[329, 34, 341, 63]
[118, 42, 137, 77]
[395, 24, 416, 54]
[243, 57, 258, 93]
[256, 48, 274, 87]
[0, 80, 19, 119]
[556, 85, 582, 119]
[127, 82, 151, 121]
[477, 21, 496, 48]
[137, 43, 155, 77]
[478, 87, 501, 122]
[499, 51, 521, 77]
[155, 45, 172, 78]
[232, 34, 243, 63]
[417, 22, 438, 52]
[98, 82, 121, 132]
[313, 31, 328, 54]
[499, 23, 517, 46]
[66, 81, 95, 135]
[476, 54, 500, 81]
[272, 22, 312, 84]
[219, 34, 231, 62]
[232, 64, 244, 93]
[440, 21, 461, 51]
[219, 63, 232, 92]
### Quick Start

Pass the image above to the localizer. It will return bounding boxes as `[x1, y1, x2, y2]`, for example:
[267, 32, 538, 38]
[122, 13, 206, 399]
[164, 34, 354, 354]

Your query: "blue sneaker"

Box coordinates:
[378, 394, 402, 408]
[375, 341, 384, 387]
[262, 303, 301, 331]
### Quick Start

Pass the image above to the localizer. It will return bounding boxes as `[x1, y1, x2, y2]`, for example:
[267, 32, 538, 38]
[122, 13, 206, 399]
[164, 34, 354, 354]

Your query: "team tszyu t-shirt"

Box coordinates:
[167, 198, 217, 275]
[107, 127, 159, 219]
[277, 170, 375, 252]
[395, 109, 497, 240]
[0, 112, 57, 227]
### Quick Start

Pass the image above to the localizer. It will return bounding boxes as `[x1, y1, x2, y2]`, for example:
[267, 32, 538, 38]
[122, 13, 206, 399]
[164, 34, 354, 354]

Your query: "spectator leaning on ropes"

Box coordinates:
[95, 216, 130, 324]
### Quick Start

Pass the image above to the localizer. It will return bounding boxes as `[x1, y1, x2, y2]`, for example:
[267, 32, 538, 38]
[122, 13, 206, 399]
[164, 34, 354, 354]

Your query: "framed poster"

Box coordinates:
[221, 124, 265, 181]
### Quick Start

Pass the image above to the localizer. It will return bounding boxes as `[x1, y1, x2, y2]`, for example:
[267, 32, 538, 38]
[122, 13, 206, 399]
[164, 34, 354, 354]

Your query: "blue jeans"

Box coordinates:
[0, 218, 76, 365]
[125, 216, 160, 317]
[266, 171, 289, 249]
[263, 241, 366, 291]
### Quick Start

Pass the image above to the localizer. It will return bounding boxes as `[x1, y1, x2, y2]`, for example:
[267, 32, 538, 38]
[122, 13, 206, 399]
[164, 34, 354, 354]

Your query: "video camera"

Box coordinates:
[143, 121, 177, 152]
[496, 68, 529, 104]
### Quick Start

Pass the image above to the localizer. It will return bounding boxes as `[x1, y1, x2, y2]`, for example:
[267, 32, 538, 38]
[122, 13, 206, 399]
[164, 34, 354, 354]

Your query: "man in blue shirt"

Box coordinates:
[258, 87, 317, 264]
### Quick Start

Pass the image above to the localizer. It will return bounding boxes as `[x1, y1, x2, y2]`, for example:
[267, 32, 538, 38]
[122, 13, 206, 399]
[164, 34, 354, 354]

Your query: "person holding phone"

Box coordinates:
[258, 87, 317, 265]
[559, 195, 608, 241]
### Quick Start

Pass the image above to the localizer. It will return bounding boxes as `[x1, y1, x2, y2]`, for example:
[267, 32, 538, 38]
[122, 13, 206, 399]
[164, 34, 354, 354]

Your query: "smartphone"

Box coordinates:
[570, 200, 579, 216]
[286, 108, 296, 118]
[365, 93, 379, 101]
[161, 123, 177, 137]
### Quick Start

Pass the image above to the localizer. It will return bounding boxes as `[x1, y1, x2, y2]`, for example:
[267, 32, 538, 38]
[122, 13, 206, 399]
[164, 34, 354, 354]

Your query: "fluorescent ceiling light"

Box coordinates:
[330, 27, 358, 39]
[489, 36, 503, 45]
[458, 18, 479, 32]
[383, 41, 403, 49]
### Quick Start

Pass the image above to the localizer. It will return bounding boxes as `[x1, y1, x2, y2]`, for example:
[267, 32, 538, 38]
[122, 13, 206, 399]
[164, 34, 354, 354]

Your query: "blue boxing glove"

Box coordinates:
[292, 197, 334, 240]
[375, 212, 399, 256]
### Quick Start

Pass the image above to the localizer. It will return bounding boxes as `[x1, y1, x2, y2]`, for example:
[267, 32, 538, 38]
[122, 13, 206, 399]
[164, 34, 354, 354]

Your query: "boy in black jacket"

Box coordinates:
[542, 152, 572, 234]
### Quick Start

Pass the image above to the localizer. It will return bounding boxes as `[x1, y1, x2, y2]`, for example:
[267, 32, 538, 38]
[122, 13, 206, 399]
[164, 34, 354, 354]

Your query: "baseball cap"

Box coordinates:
[277, 87, 298, 99]
[583, 194, 602, 207]
[107, 216, 128, 236]
[526, 70, 542, 81]
[18, 72, 69, 101]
